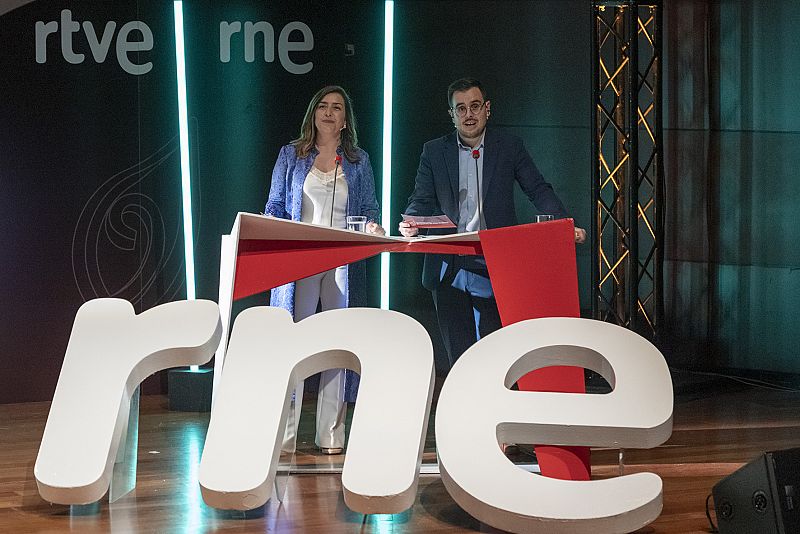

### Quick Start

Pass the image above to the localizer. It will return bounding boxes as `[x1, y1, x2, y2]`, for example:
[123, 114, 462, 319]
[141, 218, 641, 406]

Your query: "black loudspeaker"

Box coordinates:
[713, 447, 800, 534]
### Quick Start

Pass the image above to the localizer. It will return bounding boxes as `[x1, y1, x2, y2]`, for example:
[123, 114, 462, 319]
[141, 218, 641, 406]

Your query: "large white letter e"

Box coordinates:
[436, 317, 673, 534]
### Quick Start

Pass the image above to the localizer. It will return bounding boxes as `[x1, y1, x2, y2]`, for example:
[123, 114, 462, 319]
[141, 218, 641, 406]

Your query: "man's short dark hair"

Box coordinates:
[447, 78, 488, 107]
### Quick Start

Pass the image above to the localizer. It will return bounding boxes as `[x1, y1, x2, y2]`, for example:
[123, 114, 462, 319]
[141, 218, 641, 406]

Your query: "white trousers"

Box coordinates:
[283, 266, 348, 450]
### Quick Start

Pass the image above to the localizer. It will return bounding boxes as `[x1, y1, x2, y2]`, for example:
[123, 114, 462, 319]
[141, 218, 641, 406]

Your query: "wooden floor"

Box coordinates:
[2, 375, 800, 533]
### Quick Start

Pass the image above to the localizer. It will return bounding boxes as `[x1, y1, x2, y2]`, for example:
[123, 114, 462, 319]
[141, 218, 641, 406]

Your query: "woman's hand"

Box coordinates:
[367, 222, 386, 235]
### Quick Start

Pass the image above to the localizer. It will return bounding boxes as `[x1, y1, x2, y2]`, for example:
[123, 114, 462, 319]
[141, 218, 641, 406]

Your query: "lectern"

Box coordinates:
[215, 213, 589, 479]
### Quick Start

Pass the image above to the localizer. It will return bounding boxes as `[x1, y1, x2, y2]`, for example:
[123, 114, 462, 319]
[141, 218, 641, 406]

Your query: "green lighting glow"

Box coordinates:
[173, 1, 195, 302]
[381, 1, 394, 310]
[181, 423, 204, 533]
[174, 2, 198, 372]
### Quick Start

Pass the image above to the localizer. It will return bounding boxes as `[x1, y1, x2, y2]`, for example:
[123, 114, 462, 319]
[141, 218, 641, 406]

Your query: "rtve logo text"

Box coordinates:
[35, 9, 314, 76]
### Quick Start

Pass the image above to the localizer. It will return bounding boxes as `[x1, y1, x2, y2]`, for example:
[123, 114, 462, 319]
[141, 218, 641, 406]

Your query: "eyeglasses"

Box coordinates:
[451, 101, 486, 118]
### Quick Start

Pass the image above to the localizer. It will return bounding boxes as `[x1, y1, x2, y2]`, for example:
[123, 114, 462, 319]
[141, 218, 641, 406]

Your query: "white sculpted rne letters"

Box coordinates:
[35, 299, 673, 534]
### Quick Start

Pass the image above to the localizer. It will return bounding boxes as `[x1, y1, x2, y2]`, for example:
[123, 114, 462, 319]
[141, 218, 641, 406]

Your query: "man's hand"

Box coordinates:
[574, 227, 587, 244]
[399, 221, 419, 237]
[367, 222, 386, 236]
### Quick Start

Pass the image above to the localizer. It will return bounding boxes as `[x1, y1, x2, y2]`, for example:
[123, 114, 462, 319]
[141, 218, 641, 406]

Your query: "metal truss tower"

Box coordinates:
[591, 1, 664, 338]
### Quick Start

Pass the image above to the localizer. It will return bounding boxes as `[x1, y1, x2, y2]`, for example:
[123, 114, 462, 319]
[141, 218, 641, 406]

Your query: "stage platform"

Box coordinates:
[2, 374, 799, 533]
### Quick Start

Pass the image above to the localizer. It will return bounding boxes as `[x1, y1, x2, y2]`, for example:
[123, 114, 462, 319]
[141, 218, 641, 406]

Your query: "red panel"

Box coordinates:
[480, 219, 590, 481]
[233, 238, 484, 300]
[234, 242, 404, 300]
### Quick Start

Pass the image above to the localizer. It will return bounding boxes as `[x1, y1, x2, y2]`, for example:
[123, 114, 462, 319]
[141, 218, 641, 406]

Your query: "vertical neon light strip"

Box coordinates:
[174, 2, 197, 371]
[174, 1, 195, 301]
[380, 1, 394, 310]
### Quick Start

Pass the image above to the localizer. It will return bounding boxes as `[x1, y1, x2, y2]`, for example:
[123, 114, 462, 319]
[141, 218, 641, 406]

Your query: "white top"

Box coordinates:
[301, 166, 348, 228]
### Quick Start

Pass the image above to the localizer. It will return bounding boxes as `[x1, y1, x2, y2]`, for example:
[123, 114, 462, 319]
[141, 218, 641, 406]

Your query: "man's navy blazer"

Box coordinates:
[404, 128, 568, 291]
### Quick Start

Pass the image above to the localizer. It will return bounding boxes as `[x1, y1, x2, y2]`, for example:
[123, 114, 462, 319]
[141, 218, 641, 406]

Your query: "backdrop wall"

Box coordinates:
[663, 1, 800, 373]
[1, 0, 797, 403]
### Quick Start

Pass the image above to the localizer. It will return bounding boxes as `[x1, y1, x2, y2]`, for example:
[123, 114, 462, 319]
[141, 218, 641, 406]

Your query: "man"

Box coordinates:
[399, 78, 587, 369]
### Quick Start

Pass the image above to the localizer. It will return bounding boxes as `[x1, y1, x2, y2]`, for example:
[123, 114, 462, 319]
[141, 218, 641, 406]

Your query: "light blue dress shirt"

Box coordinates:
[457, 134, 485, 232]
[448, 133, 493, 299]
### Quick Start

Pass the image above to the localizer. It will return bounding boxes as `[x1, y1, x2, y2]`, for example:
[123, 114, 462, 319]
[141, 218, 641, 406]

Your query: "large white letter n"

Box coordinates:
[35, 299, 222, 504]
[199, 307, 434, 513]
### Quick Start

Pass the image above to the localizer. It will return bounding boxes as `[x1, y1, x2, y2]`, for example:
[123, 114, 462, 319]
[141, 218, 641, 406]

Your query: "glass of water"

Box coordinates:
[346, 215, 367, 232]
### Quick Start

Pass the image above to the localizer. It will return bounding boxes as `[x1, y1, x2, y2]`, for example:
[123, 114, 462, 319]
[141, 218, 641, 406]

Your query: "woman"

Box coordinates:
[264, 86, 384, 454]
